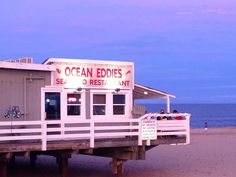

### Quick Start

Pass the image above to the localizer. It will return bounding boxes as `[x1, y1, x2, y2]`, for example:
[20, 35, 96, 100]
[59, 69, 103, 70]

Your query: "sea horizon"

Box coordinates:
[142, 103, 236, 128]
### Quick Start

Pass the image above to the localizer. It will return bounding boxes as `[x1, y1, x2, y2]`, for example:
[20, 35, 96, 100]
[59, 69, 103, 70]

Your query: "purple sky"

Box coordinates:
[1, 0, 236, 103]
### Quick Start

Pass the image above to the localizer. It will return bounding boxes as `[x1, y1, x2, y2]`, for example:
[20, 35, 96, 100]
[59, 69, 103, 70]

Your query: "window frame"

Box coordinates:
[67, 93, 81, 116]
[92, 93, 107, 116]
[66, 89, 85, 119]
[90, 90, 131, 118]
[113, 94, 126, 115]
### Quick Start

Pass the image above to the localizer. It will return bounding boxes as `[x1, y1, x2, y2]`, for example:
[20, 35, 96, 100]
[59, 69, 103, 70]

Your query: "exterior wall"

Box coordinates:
[0, 68, 51, 121]
[85, 89, 91, 119]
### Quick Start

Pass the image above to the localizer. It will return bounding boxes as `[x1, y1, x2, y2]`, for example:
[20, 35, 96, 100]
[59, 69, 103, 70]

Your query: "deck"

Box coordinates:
[0, 136, 186, 153]
[0, 113, 190, 177]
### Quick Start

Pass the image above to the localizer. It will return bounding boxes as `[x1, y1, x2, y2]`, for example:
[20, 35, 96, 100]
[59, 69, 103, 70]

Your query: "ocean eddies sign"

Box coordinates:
[52, 61, 134, 89]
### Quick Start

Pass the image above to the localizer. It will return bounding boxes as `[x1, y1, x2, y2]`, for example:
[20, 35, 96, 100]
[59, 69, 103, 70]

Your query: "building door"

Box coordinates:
[45, 92, 61, 120]
[41, 87, 65, 120]
[26, 78, 45, 121]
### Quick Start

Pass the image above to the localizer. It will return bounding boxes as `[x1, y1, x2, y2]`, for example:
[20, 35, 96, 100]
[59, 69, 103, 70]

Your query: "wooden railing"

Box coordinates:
[0, 121, 43, 141]
[43, 119, 140, 150]
[144, 113, 191, 144]
[0, 113, 190, 151]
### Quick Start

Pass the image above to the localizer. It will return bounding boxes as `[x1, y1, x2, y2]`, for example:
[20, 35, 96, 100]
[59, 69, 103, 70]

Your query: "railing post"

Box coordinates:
[146, 114, 151, 146]
[146, 139, 150, 146]
[42, 119, 47, 151]
[61, 119, 65, 136]
[166, 96, 170, 113]
[90, 119, 95, 148]
[138, 119, 142, 146]
[185, 114, 191, 144]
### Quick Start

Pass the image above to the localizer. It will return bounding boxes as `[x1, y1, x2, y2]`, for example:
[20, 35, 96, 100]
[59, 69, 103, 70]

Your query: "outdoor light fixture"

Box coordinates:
[115, 88, 120, 92]
[144, 91, 148, 95]
[76, 87, 82, 92]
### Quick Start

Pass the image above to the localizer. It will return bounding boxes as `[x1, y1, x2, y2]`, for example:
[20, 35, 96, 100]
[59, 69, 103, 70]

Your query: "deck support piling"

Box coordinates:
[57, 153, 71, 177]
[30, 153, 37, 167]
[0, 154, 11, 177]
[0, 159, 8, 177]
[111, 158, 124, 176]
[9, 154, 15, 166]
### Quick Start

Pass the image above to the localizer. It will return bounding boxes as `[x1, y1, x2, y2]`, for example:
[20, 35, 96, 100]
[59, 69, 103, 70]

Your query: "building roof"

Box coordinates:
[0, 61, 55, 71]
[0, 60, 175, 99]
[133, 83, 176, 99]
[43, 58, 134, 66]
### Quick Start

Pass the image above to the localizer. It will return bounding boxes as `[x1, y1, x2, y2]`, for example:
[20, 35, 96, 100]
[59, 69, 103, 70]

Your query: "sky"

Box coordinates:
[0, 0, 236, 103]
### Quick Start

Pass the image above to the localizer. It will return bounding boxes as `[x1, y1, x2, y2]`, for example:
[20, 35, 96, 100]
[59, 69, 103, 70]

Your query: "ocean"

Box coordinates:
[145, 104, 236, 128]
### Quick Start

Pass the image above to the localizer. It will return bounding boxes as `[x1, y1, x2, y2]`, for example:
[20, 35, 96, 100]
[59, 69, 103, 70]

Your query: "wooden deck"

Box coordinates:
[0, 135, 186, 177]
[0, 135, 186, 153]
[0, 114, 190, 177]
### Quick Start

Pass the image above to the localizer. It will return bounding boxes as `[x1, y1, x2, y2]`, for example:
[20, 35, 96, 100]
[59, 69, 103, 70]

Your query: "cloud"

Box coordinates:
[197, 84, 236, 90]
[176, 11, 193, 16]
[206, 95, 236, 103]
[201, 9, 236, 15]
[15, 27, 33, 33]
[176, 8, 236, 16]
[156, 75, 221, 81]
[175, 94, 236, 103]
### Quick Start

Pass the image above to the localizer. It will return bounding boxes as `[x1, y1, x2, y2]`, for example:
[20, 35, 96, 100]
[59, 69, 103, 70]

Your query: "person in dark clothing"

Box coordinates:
[204, 122, 208, 133]
[173, 110, 183, 120]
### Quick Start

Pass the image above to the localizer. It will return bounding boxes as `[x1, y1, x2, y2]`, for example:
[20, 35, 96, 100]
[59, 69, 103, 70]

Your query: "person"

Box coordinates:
[160, 109, 165, 114]
[160, 109, 168, 120]
[157, 109, 165, 120]
[204, 122, 208, 133]
[172, 109, 183, 120]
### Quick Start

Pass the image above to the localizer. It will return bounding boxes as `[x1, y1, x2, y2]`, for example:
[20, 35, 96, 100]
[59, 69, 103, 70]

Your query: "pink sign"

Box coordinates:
[52, 61, 134, 89]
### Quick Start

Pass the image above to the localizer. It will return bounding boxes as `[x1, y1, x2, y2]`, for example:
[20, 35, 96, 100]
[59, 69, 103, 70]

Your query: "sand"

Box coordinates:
[8, 127, 236, 177]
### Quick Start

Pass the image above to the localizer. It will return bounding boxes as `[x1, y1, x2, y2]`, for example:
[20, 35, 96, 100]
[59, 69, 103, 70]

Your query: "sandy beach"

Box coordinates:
[8, 127, 236, 177]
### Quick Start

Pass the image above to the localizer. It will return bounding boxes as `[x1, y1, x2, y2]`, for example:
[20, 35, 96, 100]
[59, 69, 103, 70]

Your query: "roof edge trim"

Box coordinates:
[0, 61, 55, 71]
[134, 83, 176, 98]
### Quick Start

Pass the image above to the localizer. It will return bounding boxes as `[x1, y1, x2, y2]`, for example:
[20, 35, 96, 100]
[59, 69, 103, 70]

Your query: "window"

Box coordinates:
[67, 93, 81, 116]
[113, 95, 125, 115]
[93, 94, 106, 115]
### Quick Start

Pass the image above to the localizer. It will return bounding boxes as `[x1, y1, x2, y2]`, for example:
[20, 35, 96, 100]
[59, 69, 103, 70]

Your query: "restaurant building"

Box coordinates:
[0, 58, 190, 177]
